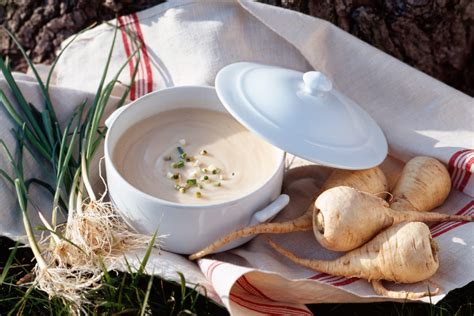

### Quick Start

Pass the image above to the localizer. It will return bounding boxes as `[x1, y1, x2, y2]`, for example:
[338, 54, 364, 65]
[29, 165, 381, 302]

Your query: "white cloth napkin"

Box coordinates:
[1, 1, 473, 315]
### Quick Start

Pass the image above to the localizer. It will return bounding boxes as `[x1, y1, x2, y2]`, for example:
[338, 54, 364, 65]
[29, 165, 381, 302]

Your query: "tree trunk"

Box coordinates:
[261, 0, 473, 96]
[1, 0, 472, 95]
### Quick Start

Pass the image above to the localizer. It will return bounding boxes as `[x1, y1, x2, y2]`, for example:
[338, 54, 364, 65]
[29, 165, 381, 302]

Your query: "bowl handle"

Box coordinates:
[249, 194, 290, 226]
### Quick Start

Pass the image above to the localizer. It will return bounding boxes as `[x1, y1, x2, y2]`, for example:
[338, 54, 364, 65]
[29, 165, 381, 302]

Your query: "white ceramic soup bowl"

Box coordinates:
[104, 86, 287, 254]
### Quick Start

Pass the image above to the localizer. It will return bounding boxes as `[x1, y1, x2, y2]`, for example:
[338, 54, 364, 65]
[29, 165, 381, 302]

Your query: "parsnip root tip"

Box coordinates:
[188, 251, 204, 261]
[371, 280, 440, 299]
[267, 240, 300, 264]
[188, 212, 314, 260]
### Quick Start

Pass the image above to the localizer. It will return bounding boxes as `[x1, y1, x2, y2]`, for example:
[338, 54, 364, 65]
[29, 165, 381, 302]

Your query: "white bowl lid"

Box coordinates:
[215, 62, 387, 170]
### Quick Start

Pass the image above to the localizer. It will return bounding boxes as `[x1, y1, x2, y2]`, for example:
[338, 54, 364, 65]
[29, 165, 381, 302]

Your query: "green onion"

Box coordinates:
[175, 184, 186, 193]
[186, 179, 197, 186]
[200, 149, 207, 155]
[213, 182, 221, 187]
[212, 168, 221, 175]
[172, 160, 185, 168]
[163, 156, 172, 161]
[195, 192, 202, 198]
[203, 175, 209, 181]
[177, 146, 187, 159]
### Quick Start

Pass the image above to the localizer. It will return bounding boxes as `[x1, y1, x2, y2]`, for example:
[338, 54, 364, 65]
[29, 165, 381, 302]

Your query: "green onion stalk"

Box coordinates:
[0, 21, 159, 309]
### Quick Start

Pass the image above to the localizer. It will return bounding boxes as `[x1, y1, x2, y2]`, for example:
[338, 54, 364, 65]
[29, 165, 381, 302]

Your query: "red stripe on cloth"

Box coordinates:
[453, 152, 473, 190]
[448, 150, 466, 188]
[449, 150, 472, 189]
[230, 292, 312, 316]
[132, 13, 154, 94]
[208, 262, 224, 280]
[430, 220, 456, 235]
[236, 279, 260, 298]
[432, 221, 470, 238]
[459, 155, 474, 192]
[310, 273, 342, 283]
[430, 201, 474, 238]
[310, 273, 357, 287]
[118, 16, 136, 100]
[448, 150, 467, 173]
[429, 201, 474, 232]
[429, 207, 473, 235]
[331, 277, 359, 287]
[431, 207, 473, 237]
[125, 14, 145, 98]
[204, 261, 219, 280]
[239, 275, 272, 300]
[125, 14, 147, 98]
[204, 261, 221, 280]
[310, 273, 331, 280]
[452, 153, 468, 189]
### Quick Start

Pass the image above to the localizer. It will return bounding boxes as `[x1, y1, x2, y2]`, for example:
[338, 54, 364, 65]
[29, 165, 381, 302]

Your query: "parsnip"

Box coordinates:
[189, 168, 388, 260]
[313, 186, 473, 252]
[390, 156, 451, 212]
[269, 222, 440, 299]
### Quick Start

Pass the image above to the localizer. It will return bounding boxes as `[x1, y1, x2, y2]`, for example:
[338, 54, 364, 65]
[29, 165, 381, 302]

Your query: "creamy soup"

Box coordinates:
[112, 108, 281, 204]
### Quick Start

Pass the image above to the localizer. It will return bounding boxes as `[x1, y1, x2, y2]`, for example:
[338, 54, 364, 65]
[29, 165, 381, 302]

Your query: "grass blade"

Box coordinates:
[137, 230, 157, 275]
[140, 275, 153, 316]
[0, 242, 19, 285]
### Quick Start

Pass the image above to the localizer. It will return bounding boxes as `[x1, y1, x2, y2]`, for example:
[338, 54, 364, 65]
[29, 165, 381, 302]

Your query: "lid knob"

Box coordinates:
[303, 71, 333, 95]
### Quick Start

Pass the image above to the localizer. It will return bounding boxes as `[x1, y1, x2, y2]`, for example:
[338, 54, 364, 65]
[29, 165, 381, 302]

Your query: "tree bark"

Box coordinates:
[261, 0, 473, 96]
[0, 0, 165, 72]
[1, 0, 472, 95]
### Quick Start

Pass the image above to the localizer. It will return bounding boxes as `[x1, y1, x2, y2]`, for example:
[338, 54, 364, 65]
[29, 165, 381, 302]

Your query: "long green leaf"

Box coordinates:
[45, 23, 97, 91]
[40, 111, 55, 153]
[0, 140, 26, 191]
[0, 57, 51, 148]
[89, 20, 119, 115]
[0, 169, 14, 185]
[24, 178, 67, 211]
[116, 55, 140, 109]
[2, 27, 59, 133]
[52, 124, 79, 227]
[14, 179, 48, 270]
[0, 87, 51, 160]
[56, 101, 85, 178]
[85, 47, 140, 161]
